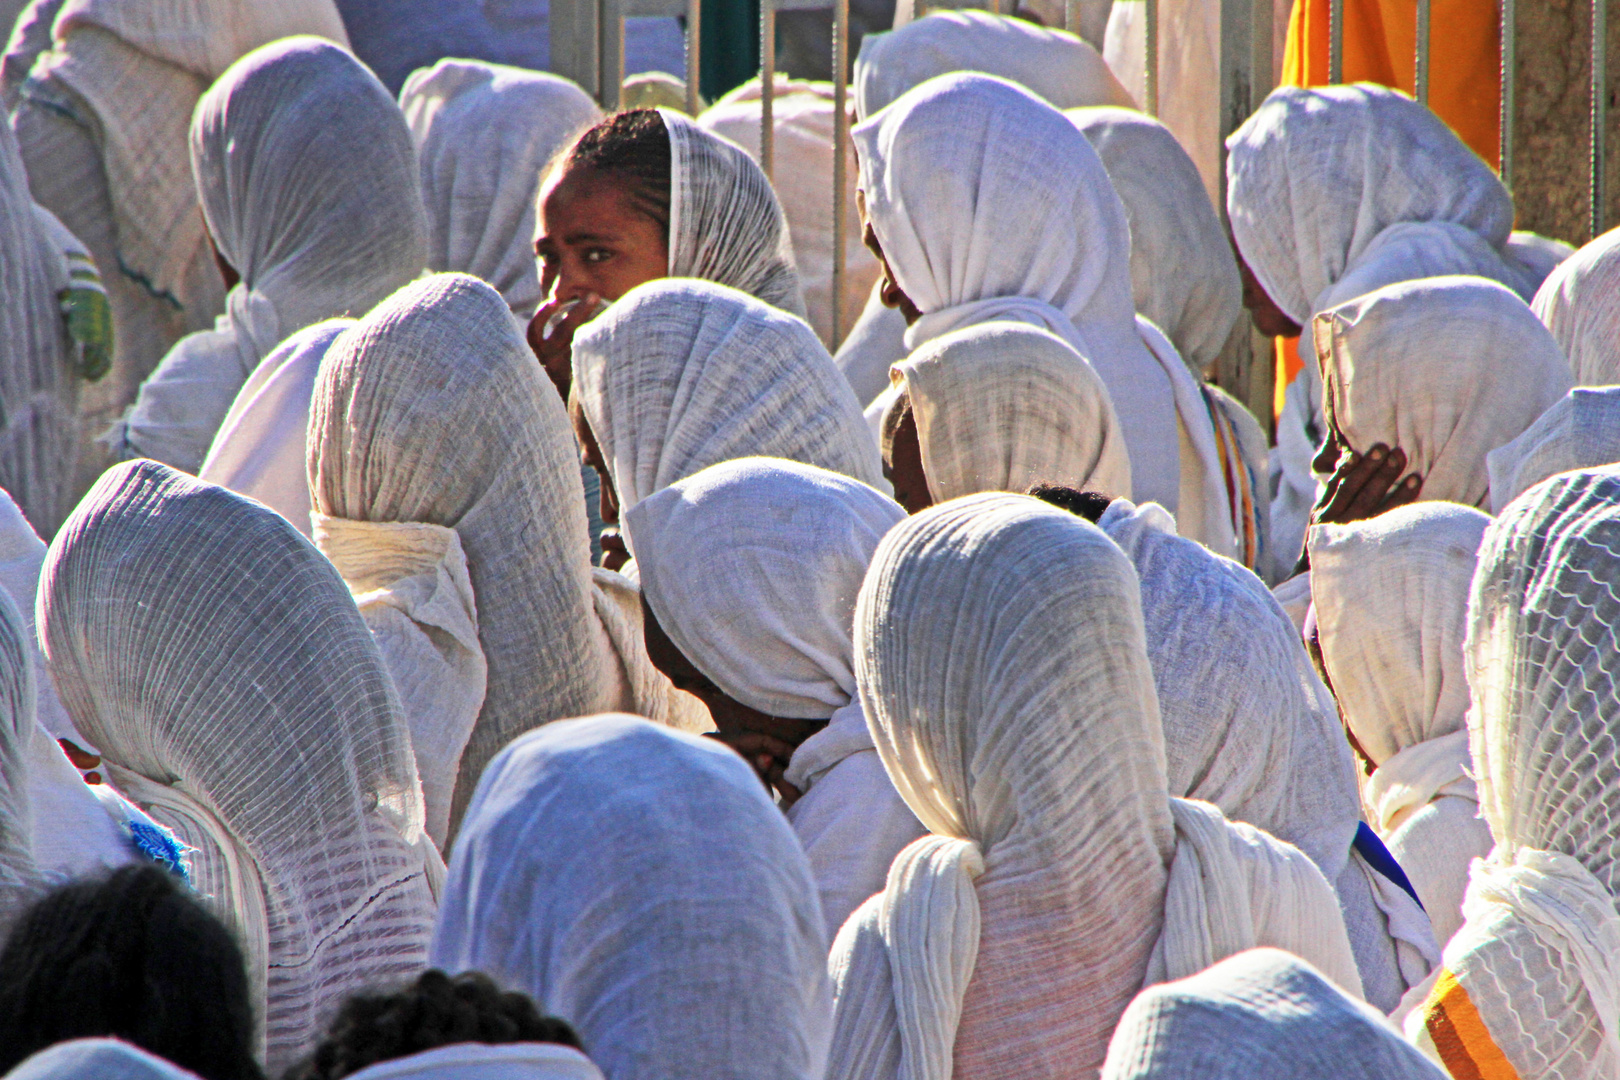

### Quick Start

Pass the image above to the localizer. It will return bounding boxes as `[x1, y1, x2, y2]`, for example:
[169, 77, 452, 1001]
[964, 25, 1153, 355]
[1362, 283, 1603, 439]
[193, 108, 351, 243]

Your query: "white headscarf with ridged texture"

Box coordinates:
[4, 1039, 208, 1080]
[39, 460, 437, 1075]
[1532, 225, 1620, 387]
[1488, 387, 1620, 513]
[340, 1043, 605, 1080]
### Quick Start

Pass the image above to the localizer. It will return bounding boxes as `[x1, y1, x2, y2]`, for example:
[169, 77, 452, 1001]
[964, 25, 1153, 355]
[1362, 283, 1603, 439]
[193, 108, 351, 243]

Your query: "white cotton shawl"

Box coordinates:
[309, 274, 629, 843]
[340, 1044, 604, 1080]
[1416, 467, 1620, 1078]
[1533, 225, 1620, 387]
[660, 109, 806, 319]
[1316, 275, 1572, 511]
[431, 714, 833, 1080]
[827, 494, 1357, 1080]
[1070, 107, 1244, 376]
[1489, 388, 1620, 513]
[699, 78, 881, 348]
[120, 37, 428, 473]
[893, 322, 1133, 502]
[39, 460, 437, 1075]
[1101, 948, 1447, 1080]
[3, 1039, 203, 1080]
[401, 59, 601, 322]
[0, 584, 41, 932]
[853, 73, 1231, 550]
[1309, 503, 1495, 947]
[625, 457, 922, 938]
[571, 278, 883, 524]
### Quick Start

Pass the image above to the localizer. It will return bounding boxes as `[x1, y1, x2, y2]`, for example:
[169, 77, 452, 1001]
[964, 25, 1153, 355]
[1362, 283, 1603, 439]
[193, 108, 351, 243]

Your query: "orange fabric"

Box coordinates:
[1275, 335, 1304, 420]
[1420, 968, 1524, 1080]
[1281, 0, 1501, 169]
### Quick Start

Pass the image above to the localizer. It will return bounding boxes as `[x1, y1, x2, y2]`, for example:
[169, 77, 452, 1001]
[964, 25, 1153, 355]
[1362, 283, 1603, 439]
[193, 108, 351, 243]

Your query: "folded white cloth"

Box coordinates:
[341, 1043, 605, 1080]
[1488, 387, 1620, 512]
[1533, 224, 1620, 387]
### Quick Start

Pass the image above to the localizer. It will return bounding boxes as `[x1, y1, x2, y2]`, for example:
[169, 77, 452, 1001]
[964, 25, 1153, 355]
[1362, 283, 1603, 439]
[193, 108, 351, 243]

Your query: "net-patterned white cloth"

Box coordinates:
[659, 109, 805, 320]
[120, 37, 428, 473]
[1101, 948, 1447, 1080]
[309, 273, 645, 843]
[853, 74, 1233, 556]
[4, 1039, 205, 1080]
[1532, 225, 1620, 387]
[1488, 388, 1620, 513]
[1070, 107, 1243, 377]
[431, 714, 833, 1080]
[827, 494, 1357, 1080]
[1316, 275, 1571, 511]
[571, 278, 882, 525]
[625, 456, 921, 939]
[1309, 502, 1494, 948]
[400, 59, 601, 322]
[39, 459, 437, 1075]
[892, 322, 1132, 502]
[341, 1043, 605, 1080]
[1405, 467, 1620, 1078]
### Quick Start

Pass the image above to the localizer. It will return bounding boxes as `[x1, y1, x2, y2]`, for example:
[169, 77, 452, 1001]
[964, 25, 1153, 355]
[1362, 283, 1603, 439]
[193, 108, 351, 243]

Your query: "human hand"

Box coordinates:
[1312, 443, 1422, 526]
[526, 292, 601, 401]
[706, 730, 804, 807]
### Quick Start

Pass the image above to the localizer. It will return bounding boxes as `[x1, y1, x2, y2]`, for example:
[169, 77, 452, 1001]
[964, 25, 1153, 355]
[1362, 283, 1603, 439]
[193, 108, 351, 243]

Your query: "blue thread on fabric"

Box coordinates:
[127, 819, 191, 885]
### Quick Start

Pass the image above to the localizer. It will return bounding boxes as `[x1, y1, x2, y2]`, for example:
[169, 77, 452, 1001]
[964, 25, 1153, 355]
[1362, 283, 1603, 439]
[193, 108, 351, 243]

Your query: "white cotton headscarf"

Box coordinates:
[431, 714, 833, 1080]
[120, 37, 429, 473]
[1488, 387, 1620, 513]
[1532, 225, 1620, 387]
[852, 9, 1133, 121]
[1415, 467, 1620, 1077]
[1070, 107, 1243, 376]
[3, 1039, 203, 1080]
[571, 278, 882, 524]
[339, 1043, 605, 1080]
[827, 494, 1358, 1080]
[1101, 948, 1447, 1080]
[892, 321, 1132, 503]
[658, 109, 806, 319]
[309, 273, 621, 844]
[1317, 275, 1572, 511]
[39, 460, 437, 1075]
[625, 456, 922, 937]
[0, 584, 40, 932]
[400, 59, 601, 322]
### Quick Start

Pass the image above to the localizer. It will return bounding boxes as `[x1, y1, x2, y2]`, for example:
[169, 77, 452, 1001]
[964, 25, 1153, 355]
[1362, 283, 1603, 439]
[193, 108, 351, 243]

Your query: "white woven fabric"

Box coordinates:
[341, 1043, 605, 1080]
[625, 456, 921, 938]
[309, 274, 625, 842]
[1533, 225, 1620, 387]
[431, 714, 833, 1080]
[698, 78, 881, 348]
[3, 1039, 204, 1080]
[121, 37, 428, 473]
[892, 322, 1132, 502]
[1317, 275, 1572, 510]
[827, 493, 1356, 1080]
[854, 74, 1231, 551]
[853, 9, 1133, 121]
[571, 279, 882, 525]
[401, 59, 600, 322]
[198, 319, 349, 537]
[1489, 388, 1620, 513]
[834, 281, 910, 408]
[1102, 948, 1446, 1080]
[39, 460, 437, 1075]
[661, 109, 806, 319]
[0, 584, 41, 930]
[1070, 106, 1243, 375]
[587, 566, 713, 736]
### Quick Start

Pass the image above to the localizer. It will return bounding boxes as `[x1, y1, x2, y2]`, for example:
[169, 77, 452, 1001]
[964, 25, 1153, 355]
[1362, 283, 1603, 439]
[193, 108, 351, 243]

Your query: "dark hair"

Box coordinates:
[1028, 483, 1114, 524]
[562, 109, 673, 239]
[283, 969, 582, 1080]
[0, 864, 261, 1080]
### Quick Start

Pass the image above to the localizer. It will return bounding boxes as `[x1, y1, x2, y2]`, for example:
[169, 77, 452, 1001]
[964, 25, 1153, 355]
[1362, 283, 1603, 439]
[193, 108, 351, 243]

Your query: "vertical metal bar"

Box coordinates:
[1500, 0, 1516, 187]
[1415, 0, 1430, 105]
[832, 0, 850, 346]
[552, 0, 602, 101]
[1593, 0, 1608, 237]
[685, 0, 702, 115]
[1329, 0, 1343, 82]
[1065, 0, 1080, 33]
[1145, 0, 1159, 115]
[760, 2, 775, 178]
[600, 0, 624, 109]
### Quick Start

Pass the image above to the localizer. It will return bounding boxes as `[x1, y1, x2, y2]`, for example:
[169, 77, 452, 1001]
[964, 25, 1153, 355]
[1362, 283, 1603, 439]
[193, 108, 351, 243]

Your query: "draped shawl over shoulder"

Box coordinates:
[431, 714, 832, 1080]
[38, 460, 435, 1075]
[121, 37, 428, 472]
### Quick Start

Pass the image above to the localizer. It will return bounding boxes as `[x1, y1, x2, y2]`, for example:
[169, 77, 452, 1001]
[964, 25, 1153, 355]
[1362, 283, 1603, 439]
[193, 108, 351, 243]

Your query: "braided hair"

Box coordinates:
[560, 109, 673, 240]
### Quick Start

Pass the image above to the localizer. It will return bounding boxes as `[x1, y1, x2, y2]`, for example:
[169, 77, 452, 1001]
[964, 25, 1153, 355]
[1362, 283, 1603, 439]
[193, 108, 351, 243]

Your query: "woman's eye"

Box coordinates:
[583, 248, 612, 264]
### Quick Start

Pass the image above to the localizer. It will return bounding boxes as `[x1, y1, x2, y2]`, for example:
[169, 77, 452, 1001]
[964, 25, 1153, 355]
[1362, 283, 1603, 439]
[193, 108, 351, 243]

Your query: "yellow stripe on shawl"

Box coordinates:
[1419, 968, 1523, 1080]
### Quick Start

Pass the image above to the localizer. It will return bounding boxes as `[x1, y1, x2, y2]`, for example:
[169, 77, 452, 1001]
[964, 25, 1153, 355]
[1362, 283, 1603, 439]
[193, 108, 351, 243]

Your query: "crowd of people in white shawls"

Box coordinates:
[5, 0, 1620, 1078]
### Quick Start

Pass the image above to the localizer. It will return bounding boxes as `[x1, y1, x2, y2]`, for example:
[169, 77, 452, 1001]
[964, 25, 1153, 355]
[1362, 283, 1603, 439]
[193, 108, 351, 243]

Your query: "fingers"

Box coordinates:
[1380, 472, 1423, 512]
[1314, 444, 1420, 526]
[1343, 446, 1406, 521]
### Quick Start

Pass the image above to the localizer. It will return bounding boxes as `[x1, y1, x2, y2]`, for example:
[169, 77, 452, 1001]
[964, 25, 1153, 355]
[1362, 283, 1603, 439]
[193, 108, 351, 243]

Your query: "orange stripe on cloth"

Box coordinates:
[1274, 335, 1303, 422]
[1421, 968, 1523, 1080]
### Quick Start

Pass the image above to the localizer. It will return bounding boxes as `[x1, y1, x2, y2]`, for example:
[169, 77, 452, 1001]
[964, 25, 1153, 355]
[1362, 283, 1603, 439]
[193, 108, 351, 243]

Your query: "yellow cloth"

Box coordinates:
[1282, 0, 1501, 170]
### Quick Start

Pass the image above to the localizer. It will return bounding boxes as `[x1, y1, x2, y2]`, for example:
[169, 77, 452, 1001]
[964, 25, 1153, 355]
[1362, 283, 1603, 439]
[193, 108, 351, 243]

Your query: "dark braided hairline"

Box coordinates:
[563, 109, 673, 240]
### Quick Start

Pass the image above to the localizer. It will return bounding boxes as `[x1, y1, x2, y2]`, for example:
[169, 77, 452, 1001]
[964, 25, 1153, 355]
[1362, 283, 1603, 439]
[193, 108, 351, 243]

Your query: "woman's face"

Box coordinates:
[1232, 240, 1303, 339]
[536, 165, 669, 304]
[857, 188, 923, 325]
[884, 401, 933, 514]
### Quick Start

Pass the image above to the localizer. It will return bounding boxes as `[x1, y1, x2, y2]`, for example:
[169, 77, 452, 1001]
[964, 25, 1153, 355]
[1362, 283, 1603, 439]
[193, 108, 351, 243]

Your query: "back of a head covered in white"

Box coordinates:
[1316, 275, 1571, 509]
[1101, 949, 1446, 1080]
[3, 1039, 203, 1080]
[38, 460, 435, 1074]
[338, 1042, 605, 1080]
[1488, 387, 1620, 512]
[431, 714, 832, 1080]
[1532, 224, 1620, 386]
[853, 10, 1133, 121]
[401, 59, 601, 320]
[309, 273, 611, 838]
[570, 278, 881, 521]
